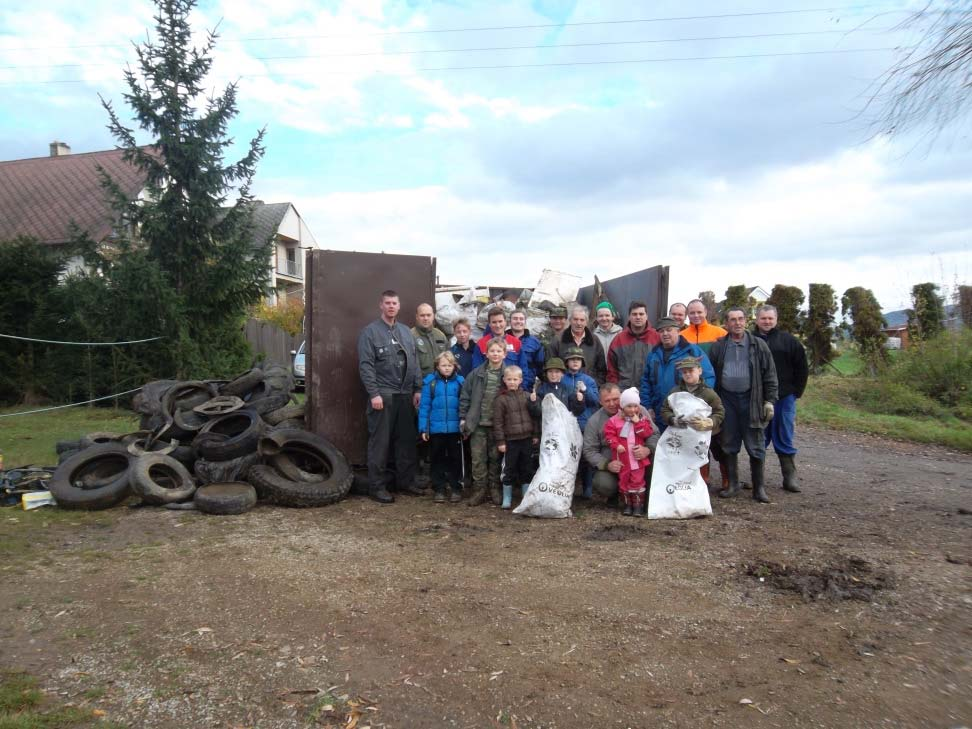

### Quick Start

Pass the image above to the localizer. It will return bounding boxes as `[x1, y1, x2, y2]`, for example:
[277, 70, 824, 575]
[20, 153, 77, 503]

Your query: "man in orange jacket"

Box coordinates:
[683, 299, 727, 356]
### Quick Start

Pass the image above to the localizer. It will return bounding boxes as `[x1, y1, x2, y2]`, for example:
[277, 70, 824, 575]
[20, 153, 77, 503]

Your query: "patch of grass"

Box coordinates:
[80, 687, 105, 701]
[0, 511, 117, 567]
[0, 406, 138, 468]
[802, 375, 972, 452]
[0, 672, 41, 713]
[0, 670, 104, 728]
[306, 692, 342, 723]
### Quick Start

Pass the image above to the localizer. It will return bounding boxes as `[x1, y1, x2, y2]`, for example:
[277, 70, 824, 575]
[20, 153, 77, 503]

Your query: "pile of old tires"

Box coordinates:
[49, 365, 352, 515]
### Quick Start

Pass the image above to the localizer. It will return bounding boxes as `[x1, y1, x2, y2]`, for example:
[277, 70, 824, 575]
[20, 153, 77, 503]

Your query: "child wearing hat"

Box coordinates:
[604, 387, 654, 516]
[563, 346, 600, 499]
[528, 357, 585, 419]
[660, 356, 725, 485]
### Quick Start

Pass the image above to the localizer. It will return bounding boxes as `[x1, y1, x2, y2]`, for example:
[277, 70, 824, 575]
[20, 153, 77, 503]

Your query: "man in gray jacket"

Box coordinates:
[708, 307, 779, 504]
[583, 382, 658, 503]
[358, 290, 423, 503]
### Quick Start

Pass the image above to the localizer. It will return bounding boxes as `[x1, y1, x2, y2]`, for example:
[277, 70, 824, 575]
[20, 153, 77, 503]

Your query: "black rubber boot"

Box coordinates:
[779, 454, 801, 492]
[369, 483, 395, 504]
[751, 457, 770, 503]
[718, 454, 741, 498]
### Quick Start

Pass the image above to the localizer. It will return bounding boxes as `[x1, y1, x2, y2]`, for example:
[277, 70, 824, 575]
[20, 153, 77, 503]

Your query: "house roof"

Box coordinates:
[0, 148, 148, 245]
[250, 202, 292, 247]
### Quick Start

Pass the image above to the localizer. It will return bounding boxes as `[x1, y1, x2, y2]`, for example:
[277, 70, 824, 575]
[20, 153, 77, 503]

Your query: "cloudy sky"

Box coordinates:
[1, 0, 970, 313]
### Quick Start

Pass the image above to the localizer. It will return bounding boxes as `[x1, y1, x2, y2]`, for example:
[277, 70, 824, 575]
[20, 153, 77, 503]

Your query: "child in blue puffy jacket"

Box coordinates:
[419, 351, 466, 503]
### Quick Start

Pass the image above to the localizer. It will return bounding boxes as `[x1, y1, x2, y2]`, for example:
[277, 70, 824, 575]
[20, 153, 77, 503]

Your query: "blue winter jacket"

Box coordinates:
[511, 329, 545, 392]
[562, 370, 599, 431]
[418, 371, 465, 435]
[639, 337, 715, 427]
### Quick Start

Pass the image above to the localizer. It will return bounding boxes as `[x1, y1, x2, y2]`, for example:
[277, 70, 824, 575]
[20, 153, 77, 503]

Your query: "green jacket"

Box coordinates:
[459, 362, 506, 435]
[411, 325, 449, 377]
[660, 381, 725, 434]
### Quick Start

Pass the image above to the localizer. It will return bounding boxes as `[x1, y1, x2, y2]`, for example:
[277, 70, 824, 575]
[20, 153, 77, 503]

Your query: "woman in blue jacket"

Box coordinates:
[418, 351, 466, 503]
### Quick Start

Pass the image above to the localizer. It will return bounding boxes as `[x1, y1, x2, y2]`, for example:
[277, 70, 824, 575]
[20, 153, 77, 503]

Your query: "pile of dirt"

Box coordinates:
[743, 555, 895, 602]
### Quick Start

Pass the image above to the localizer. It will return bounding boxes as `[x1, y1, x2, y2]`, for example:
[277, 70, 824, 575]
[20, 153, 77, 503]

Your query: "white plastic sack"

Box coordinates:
[647, 391, 713, 519]
[528, 269, 582, 310]
[513, 394, 582, 519]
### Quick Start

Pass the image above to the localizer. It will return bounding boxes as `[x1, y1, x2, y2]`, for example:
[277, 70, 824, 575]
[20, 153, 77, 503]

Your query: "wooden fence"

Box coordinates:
[244, 318, 303, 367]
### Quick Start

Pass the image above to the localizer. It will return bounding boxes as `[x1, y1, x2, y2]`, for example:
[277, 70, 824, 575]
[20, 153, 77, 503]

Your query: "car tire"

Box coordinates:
[264, 403, 305, 426]
[194, 482, 257, 515]
[131, 453, 197, 505]
[194, 452, 262, 484]
[196, 409, 264, 461]
[48, 444, 133, 510]
[220, 369, 264, 397]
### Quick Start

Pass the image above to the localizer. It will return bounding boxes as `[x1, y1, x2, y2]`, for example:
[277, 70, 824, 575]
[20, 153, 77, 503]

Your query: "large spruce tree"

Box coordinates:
[99, 0, 271, 376]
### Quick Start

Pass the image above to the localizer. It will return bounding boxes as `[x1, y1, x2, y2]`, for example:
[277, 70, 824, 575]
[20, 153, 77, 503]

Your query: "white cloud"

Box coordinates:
[265, 140, 972, 311]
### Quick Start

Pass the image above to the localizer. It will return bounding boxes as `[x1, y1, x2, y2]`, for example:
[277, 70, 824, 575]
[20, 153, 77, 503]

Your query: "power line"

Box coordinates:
[0, 4, 898, 52]
[0, 46, 900, 86]
[0, 333, 163, 346]
[0, 28, 891, 71]
[0, 386, 144, 418]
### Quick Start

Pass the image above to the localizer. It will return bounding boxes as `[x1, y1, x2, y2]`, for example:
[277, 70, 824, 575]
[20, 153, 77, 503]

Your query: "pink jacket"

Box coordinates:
[603, 413, 653, 471]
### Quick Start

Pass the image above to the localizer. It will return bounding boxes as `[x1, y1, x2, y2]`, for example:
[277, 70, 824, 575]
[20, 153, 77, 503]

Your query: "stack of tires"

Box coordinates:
[49, 366, 352, 514]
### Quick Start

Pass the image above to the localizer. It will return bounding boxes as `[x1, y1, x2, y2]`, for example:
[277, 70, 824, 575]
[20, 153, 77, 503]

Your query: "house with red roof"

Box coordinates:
[0, 141, 315, 302]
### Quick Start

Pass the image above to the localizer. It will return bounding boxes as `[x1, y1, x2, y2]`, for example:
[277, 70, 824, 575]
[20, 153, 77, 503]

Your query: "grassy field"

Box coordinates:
[801, 374, 972, 452]
[0, 406, 138, 468]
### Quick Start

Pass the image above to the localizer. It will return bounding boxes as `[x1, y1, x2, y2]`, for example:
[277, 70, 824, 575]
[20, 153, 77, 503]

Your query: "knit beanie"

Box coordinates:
[620, 387, 640, 408]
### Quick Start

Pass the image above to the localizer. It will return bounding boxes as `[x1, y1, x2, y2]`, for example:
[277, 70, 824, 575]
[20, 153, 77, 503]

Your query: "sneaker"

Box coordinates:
[449, 489, 463, 503]
[433, 491, 446, 503]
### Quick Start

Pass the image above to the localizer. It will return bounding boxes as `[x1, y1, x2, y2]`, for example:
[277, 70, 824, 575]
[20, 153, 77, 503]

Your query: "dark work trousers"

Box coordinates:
[429, 432, 463, 492]
[367, 393, 418, 492]
[502, 437, 535, 487]
[719, 389, 765, 459]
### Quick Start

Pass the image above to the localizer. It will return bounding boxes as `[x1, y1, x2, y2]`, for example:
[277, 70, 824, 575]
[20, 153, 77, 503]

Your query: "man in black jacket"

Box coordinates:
[709, 307, 778, 503]
[754, 305, 809, 493]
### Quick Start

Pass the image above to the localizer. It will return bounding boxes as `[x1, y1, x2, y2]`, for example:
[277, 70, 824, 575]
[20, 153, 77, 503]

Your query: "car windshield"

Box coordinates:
[297, 341, 305, 355]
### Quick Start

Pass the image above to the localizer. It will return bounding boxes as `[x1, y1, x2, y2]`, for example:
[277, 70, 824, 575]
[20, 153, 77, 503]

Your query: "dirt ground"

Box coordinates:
[1, 424, 970, 729]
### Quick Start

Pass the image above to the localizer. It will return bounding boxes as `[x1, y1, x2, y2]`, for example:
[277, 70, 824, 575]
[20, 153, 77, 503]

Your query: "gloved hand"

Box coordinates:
[672, 415, 688, 427]
[763, 402, 775, 420]
[688, 416, 713, 431]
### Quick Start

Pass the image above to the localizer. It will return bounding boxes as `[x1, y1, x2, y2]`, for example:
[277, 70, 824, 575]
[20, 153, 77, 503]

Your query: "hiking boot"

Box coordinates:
[489, 486, 503, 506]
[779, 454, 801, 492]
[433, 490, 446, 504]
[622, 500, 633, 516]
[369, 484, 395, 504]
[718, 454, 741, 499]
[402, 483, 427, 496]
[750, 457, 770, 503]
[449, 487, 463, 503]
[466, 487, 487, 507]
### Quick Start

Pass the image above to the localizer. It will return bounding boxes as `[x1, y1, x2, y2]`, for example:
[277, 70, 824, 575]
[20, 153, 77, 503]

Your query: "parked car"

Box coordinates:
[291, 341, 305, 390]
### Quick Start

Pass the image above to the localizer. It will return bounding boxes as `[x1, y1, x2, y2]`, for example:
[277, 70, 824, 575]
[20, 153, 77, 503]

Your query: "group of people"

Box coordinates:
[357, 289, 808, 513]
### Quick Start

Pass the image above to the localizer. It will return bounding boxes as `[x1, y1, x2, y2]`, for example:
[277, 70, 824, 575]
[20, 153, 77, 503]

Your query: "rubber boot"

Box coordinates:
[718, 454, 741, 498]
[700, 462, 711, 485]
[718, 460, 729, 491]
[489, 485, 503, 507]
[501, 483, 513, 510]
[622, 494, 633, 516]
[632, 493, 645, 518]
[750, 457, 770, 503]
[779, 454, 801, 492]
[369, 482, 395, 504]
[466, 486, 487, 507]
[521, 483, 530, 498]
